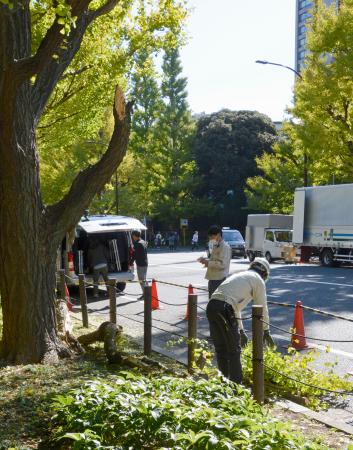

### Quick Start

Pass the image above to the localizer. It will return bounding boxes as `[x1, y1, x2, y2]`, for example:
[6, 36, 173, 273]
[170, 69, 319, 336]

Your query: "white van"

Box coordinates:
[58, 214, 147, 292]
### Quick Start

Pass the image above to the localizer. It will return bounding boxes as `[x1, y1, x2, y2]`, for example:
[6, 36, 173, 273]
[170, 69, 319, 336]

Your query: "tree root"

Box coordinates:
[78, 321, 122, 364]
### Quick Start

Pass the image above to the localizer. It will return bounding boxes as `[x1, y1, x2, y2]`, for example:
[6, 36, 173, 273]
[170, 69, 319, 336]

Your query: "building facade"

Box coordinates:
[295, 0, 339, 73]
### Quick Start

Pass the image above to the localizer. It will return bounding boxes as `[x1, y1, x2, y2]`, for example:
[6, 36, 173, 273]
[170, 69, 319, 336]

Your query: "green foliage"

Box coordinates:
[113, 47, 209, 227]
[51, 372, 326, 449]
[290, 0, 353, 185]
[245, 124, 305, 213]
[32, 0, 189, 205]
[194, 110, 278, 228]
[242, 345, 353, 410]
[172, 337, 353, 412]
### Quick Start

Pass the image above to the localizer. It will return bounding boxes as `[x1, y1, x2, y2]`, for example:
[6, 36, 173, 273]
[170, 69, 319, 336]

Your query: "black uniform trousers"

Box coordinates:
[206, 298, 242, 384]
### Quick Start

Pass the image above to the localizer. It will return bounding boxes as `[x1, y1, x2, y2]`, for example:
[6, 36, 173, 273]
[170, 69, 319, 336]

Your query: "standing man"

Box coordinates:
[206, 258, 274, 384]
[191, 230, 199, 251]
[198, 225, 231, 298]
[131, 229, 148, 300]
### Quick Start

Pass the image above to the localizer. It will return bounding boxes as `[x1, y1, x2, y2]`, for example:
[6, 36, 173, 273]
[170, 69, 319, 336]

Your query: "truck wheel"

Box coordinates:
[116, 282, 126, 294]
[265, 252, 272, 263]
[321, 249, 334, 267]
[247, 251, 255, 262]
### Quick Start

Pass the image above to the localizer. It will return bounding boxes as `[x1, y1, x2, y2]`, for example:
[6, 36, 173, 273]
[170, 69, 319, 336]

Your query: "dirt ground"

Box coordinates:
[270, 404, 353, 449]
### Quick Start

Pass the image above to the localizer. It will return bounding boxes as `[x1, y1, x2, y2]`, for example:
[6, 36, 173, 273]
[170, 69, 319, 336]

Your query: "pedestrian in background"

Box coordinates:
[168, 232, 175, 251]
[206, 258, 274, 384]
[131, 229, 148, 300]
[198, 225, 231, 298]
[174, 231, 179, 250]
[155, 231, 162, 249]
[191, 230, 199, 251]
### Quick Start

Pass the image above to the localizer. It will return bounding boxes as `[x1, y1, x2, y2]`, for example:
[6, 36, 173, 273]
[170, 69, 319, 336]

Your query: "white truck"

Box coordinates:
[245, 214, 294, 263]
[293, 183, 353, 266]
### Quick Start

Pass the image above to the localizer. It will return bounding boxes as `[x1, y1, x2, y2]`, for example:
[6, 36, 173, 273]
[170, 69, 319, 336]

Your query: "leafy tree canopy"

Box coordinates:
[194, 109, 277, 228]
[246, 124, 304, 214]
[291, 0, 353, 185]
[34, 0, 188, 204]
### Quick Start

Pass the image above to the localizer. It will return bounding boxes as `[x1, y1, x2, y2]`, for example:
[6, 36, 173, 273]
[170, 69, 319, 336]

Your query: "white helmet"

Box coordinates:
[249, 257, 270, 281]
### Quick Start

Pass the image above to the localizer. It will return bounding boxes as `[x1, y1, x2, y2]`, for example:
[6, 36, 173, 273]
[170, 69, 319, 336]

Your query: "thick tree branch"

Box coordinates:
[31, 0, 119, 123]
[15, 0, 92, 78]
[45, 86, 133, 239]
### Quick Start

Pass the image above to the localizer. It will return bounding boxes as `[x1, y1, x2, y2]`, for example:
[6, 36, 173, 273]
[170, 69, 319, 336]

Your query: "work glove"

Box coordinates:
[240, 329, 249, 348]
[263, 330, 275, 348]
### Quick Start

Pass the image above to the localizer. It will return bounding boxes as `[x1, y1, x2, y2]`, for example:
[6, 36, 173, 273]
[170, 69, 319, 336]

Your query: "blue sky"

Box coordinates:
[180, 0, 295, 122]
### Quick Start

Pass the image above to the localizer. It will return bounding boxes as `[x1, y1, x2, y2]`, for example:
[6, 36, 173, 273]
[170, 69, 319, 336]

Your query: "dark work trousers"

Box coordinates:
[208, 278, 225, 299]
[206, 298, 242, 384]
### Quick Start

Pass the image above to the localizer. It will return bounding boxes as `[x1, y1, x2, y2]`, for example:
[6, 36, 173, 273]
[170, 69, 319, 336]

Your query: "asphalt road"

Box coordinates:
[80, 248, 353, 378]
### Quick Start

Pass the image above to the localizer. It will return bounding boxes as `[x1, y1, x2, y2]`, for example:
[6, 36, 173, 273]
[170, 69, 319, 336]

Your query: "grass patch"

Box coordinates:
[0, 311, 352, 449]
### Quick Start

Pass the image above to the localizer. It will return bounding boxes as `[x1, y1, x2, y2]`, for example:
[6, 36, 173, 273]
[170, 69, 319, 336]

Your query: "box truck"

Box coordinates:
[293, 183, 353, 266]
[245, 214, 294, 263]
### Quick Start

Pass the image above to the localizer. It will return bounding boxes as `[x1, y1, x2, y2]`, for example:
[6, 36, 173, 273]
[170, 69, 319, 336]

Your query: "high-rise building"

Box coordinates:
[295, 0, 339, 73]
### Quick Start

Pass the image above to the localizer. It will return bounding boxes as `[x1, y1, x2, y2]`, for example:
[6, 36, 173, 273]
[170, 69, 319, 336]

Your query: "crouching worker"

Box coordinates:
[206, 258, 275, 384]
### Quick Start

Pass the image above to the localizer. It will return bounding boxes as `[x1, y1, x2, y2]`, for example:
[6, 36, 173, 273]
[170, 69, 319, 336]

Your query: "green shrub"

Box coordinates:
[51, 372, 328, 449]
[242, 345, 353, 410]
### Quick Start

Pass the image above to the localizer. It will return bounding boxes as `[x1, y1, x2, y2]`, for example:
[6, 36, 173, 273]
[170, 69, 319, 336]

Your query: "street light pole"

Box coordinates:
[255, 60, 303, 79]
[255, 59, 307, 186]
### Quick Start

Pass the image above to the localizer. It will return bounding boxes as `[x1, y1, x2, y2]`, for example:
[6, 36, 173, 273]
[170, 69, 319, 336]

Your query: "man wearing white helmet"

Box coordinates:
[206, 257, 274, 384]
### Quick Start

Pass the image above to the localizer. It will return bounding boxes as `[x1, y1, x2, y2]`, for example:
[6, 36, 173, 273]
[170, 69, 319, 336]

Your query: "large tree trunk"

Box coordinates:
[0, 74, 63, 362]
[0, 0, 132, 363]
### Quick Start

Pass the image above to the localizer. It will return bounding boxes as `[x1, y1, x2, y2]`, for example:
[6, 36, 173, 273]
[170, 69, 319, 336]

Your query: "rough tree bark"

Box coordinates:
[0, 0, 132, 363]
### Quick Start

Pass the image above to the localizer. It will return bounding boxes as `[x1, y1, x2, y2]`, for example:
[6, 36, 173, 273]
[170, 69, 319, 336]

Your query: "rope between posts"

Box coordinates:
[268, 300, 353, 323]
[117, 312, 186, 339]
[63, 274, 353, 323]
[152, 278, 209, 292]
[158, 299, 188, 306]
[262, 319, 353, 343]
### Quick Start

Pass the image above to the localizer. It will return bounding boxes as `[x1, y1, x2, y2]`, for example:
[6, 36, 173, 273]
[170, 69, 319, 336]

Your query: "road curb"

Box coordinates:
[275, 399, 353, 435]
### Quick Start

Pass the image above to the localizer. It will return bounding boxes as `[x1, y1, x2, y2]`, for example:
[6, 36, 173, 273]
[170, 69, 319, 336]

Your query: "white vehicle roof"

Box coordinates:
[78, 215, 147, 234]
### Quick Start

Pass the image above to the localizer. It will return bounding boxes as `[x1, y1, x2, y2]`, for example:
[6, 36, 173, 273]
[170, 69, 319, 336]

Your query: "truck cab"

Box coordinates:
[245, 214, 295, 263]
[263, 228, 293, 262]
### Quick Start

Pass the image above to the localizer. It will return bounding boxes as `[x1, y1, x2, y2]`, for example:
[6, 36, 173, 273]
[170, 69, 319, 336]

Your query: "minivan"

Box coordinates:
[58, 214, 147, 292]
[222, 228, 246, 258]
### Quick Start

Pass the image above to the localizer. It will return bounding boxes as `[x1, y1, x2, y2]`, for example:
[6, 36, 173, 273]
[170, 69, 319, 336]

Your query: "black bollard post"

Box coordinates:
[252, 305, 264, 404]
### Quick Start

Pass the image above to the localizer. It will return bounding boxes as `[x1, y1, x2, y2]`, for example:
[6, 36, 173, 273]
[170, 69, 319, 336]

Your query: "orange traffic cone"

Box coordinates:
[65, 284, 73, 312]
[291, 300, 308, 350]
[151, 279, 160, 310]
[184, 284, 194, 320]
